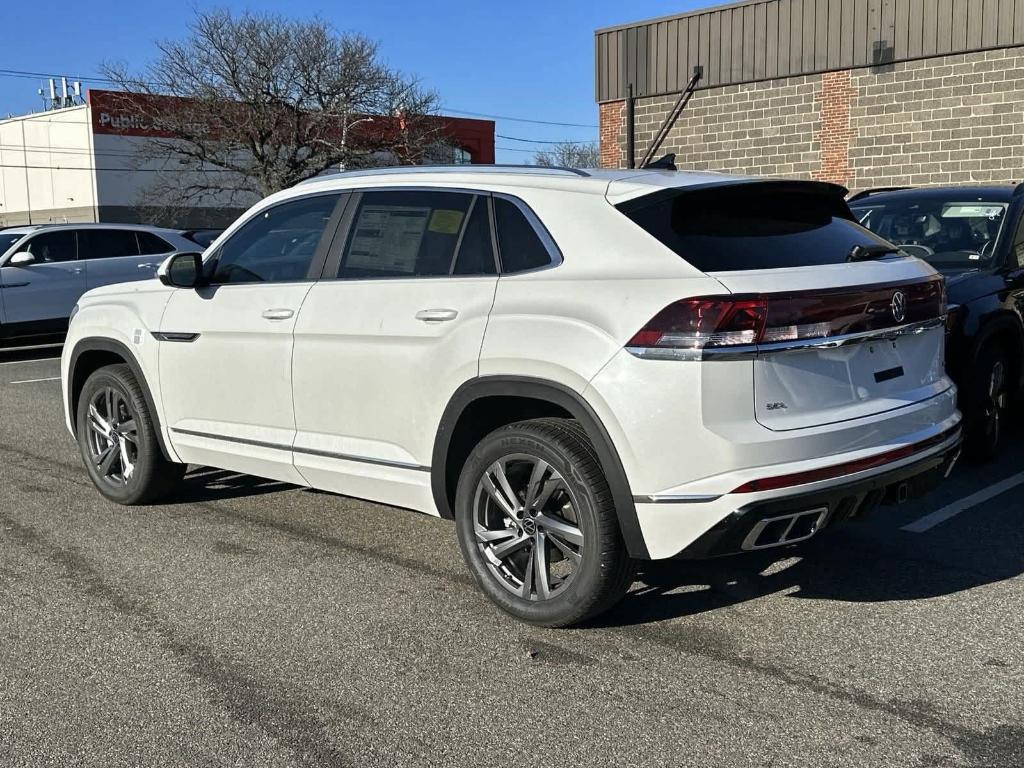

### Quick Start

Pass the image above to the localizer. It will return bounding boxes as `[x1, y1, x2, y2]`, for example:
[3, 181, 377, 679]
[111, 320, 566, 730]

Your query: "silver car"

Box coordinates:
[0, 224, 201, 346]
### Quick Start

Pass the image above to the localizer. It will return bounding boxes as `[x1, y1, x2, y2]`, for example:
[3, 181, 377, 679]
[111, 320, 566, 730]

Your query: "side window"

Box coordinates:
[337, 190, 489, 279]
[1014, 212, 1024, 268]
[24, 231, 77, 263]
[453, 198, 496, 276]
[493, 197, 555, 273]
[211, 194, 340, 284]
[136, 232, 175, 255]
[78, 229, 140, 260]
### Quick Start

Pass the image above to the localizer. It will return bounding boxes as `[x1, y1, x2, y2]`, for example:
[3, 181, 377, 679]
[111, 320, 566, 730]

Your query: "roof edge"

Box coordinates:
[594, 0, 762, 35]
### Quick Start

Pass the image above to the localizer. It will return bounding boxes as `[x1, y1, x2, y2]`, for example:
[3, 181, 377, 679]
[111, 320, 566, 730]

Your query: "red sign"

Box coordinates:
[86, 89, 494, 163]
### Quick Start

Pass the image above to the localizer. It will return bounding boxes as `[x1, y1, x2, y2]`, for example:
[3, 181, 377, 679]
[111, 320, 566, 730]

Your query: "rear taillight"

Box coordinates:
[626, 298, 766, 357]
[627, 277, 945, 360]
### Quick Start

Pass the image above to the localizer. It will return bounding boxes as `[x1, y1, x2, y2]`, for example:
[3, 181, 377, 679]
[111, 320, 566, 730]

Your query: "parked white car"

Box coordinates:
[0, 223, 200, 346]
[61, 166, 961, 626]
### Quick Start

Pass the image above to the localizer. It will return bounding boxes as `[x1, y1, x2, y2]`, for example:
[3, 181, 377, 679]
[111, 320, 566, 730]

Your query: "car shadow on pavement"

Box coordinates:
[595, 516, 1024, 628]
[163, 467, 294, 504]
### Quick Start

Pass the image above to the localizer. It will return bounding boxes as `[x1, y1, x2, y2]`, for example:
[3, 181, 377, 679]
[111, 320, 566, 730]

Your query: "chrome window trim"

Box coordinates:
[626, 316, 946, 361]
[170, 427, 430, 472]
[491, 191, 564, 274]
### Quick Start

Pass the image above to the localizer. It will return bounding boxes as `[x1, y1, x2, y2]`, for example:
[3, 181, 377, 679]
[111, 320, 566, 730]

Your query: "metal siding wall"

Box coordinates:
[697, 14, 710, 83]
[997, 0, 1015, 45]
[709, 11, 723, 85]
[894, 0, 910, 58]
[755, 2, 769, 78]
[744, 4, 757, 81]
[766, 1, 780, 77]
[596, 0, 1024, 101]
[688, 15, 704, 81]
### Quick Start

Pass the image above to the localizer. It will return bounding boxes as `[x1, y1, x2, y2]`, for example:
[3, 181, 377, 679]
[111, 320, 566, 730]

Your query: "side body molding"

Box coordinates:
[431, 376, 650, 560]
[67, 337, 174, 463]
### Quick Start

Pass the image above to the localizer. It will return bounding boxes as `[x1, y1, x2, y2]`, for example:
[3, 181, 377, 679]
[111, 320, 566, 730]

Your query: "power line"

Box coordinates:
[494, 146, 545, 154]
[0, 69, 600, 129]
[0, 68, 122, 85]
[496, 133, 595, 145]
[444, 107, 597, 128]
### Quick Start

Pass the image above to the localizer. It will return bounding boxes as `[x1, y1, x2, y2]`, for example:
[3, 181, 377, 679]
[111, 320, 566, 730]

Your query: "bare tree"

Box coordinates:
[534, 141, 600, 168]
[103, 9, 445, 202]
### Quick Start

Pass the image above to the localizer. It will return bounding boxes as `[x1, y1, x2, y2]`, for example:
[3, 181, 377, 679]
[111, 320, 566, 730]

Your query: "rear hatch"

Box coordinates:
[616, 179, 949, 431]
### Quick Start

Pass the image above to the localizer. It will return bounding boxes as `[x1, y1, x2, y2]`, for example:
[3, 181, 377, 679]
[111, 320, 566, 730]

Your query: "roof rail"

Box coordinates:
[295, 164, 591, 186]
[847, 186, 911, 202]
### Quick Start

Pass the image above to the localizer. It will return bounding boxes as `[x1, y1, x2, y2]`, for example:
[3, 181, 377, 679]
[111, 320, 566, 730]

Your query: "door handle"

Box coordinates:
[262, 308, 295, 320]
[73, 268, 84, 275]
[137, 263, 157, 269]
[415, 308, 458, 323]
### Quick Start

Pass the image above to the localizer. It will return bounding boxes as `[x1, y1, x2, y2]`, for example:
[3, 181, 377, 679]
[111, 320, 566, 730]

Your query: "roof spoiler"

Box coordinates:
[614, 178, 850, 213]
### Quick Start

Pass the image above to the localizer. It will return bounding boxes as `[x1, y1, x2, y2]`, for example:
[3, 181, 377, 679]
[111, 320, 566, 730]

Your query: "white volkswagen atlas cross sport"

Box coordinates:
[62, 166, 961, 626]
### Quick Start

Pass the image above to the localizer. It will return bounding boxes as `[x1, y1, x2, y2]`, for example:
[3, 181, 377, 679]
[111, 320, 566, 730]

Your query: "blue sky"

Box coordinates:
[0, 0, 707, 162]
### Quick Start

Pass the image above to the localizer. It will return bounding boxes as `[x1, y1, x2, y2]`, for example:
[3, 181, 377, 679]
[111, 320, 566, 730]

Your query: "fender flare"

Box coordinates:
[969, 312, 1024, 389]
[431, 376, 649, 560]
[67, 337, 173, 462]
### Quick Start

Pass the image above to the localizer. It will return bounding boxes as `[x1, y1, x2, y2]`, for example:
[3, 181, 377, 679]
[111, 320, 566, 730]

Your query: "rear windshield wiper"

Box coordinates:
[847, 244, 902, 262]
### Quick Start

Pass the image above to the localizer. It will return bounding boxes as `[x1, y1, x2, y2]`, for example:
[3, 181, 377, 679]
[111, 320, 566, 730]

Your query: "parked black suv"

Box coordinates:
[849, 185, 1024, 460]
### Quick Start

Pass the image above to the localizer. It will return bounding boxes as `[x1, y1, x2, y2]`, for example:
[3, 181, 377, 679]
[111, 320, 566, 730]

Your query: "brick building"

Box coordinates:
[595, 0, 1024, 192]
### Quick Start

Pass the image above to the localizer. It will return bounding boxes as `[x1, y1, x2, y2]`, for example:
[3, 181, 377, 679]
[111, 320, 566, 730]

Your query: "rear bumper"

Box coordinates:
[630, 423, 961, 559]
[676, 436, 960, 559]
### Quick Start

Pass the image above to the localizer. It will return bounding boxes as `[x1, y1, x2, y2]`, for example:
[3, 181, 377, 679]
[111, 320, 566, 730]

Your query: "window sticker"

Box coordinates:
[346, 205, 430, 272]
[428, 209, 465, 235]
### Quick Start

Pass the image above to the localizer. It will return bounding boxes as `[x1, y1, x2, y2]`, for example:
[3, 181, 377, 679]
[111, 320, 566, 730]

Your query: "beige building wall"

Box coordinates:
[0, 105, 97, 226]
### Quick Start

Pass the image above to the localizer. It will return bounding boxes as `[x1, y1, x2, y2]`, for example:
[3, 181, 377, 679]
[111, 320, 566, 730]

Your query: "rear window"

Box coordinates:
[618, 183, 890, 272]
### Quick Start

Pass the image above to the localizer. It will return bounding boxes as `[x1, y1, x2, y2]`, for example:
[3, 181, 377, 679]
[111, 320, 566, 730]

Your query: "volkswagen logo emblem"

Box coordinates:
[891, 291, 907, 323]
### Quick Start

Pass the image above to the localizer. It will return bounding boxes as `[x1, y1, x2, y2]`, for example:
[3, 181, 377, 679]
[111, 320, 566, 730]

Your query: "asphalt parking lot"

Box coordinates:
[1, 347, 1022, 768]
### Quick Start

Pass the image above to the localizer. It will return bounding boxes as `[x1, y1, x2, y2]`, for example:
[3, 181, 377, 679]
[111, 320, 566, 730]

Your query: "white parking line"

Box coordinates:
[8, 376, 60, 385]
[901, 470, 1024, 533]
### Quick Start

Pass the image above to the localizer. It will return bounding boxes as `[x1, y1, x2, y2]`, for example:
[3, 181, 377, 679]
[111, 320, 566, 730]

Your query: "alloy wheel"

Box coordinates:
[472, 454, 585, 601]
[984, 360, 1007, 446]
[85, 387, 139, 487]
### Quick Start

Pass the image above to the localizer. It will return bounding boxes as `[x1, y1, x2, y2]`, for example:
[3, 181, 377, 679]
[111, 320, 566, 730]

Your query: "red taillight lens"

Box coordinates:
[627, 277, 945, 359]
[626, 297, 767, 356]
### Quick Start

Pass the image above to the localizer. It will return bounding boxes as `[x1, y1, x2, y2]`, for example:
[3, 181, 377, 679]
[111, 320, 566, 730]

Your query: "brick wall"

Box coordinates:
[599, 100, 624, 169]
[849, 47, 1024, 189]
[599, 45, 1024, 191]
[621, 75, 821, 176]
[816, 70, 853, 185]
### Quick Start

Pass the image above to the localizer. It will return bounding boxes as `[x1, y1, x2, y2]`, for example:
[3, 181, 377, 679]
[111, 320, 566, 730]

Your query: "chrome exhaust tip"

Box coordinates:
[741, 507, 829, 551]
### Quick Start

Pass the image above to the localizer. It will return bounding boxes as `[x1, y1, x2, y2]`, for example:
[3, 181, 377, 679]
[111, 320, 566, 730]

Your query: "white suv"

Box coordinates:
[61, 166, 961, 626]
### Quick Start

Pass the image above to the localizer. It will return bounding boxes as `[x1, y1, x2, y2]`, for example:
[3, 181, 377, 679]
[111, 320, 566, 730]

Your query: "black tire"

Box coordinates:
[454, 418, 635, 627]
[76, 364, 185, 504]
[964, 344, 1012, 463]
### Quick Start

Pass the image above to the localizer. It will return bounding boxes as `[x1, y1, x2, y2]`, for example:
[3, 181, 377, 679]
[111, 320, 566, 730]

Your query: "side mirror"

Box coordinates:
[9, 251, 35, 267]
[158, 252, 205, 288]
